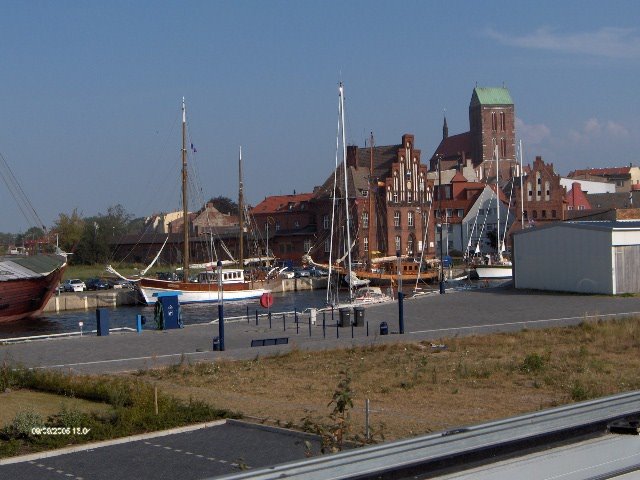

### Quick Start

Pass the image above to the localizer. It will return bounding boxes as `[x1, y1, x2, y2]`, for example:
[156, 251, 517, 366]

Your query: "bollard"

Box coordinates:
[323, 311, 326, 338]
[136, 314, 143, 334]
[255, 310, 259, 326]
[269, 311, 272, 328]
[295, 308, 298, 324]
[283, 313, 286, 331]
[351, 322, 354, 339]
[308, 316, 312, 337]
[96, 308, 109, 336]
[398, 291, 405, 334]
[336, 322, 339, 339]
[296, 319, 299, 335]
[366, 321, 369, 336]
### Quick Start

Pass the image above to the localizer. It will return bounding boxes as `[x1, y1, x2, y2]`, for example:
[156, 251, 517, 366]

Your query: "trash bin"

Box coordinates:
[96, 308, 109, 336]
[353, 306, 365, 327]
[379, 321, 388, 335]
[212, 336, 221, 351]
[339, 307, 351, 327]
[310, 308, 317, 325]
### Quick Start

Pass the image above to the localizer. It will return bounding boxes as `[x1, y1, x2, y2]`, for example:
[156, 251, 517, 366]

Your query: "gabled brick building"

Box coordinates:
[311, 133, 435, 266]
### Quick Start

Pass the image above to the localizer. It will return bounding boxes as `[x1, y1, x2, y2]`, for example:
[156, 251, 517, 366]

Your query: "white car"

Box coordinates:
[63, 279, 86, 292]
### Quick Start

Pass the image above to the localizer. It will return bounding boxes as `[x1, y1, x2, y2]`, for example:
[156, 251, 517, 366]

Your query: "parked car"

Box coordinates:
[86, 278, 110, 290]
[293, 268, 311, 278]
[63, 279, 86, 292]
[108, 278, 134, 289]
[308, 267, 328, 277]
[279, 268, 295, 279]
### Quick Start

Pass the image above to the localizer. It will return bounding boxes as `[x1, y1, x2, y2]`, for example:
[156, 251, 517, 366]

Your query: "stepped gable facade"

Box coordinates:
[311, 133, 435, 265]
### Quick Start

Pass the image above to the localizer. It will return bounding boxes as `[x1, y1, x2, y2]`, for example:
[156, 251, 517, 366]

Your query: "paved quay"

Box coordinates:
[3, 285, 640, 374]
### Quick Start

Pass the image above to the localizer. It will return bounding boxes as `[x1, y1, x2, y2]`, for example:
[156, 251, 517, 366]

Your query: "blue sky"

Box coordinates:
[1, 0, 639, 233]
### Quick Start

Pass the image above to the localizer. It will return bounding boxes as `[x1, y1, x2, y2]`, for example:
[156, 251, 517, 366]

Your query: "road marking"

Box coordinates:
[31, 351, 212, 370]
[409, 311, 640, 335]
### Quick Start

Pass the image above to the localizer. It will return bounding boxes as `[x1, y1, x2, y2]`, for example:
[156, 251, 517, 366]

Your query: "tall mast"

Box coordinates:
[519, 140, 525, 230]
[368, 132, 374, 266]
[181, 98, 190, 281]
[495, 143, 502, 259]
[238, 146, 244, 269]
[339, 82, 353, 301]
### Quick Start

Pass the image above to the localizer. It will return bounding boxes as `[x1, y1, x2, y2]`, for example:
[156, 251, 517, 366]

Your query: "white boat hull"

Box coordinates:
[474, 265, 513, 279]
[139, 285, 266, 305]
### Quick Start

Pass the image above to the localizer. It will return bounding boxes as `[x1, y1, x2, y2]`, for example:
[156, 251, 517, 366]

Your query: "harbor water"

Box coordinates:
[0, 289, 341, 340]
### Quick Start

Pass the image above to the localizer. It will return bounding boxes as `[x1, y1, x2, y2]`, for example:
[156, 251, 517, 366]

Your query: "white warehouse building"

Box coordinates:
[512, 221, 640, 294]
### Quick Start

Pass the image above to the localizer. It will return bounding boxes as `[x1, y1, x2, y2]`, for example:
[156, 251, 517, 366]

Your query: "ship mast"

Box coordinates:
[339, 82, 354, 301]
[181, 98, 190, 281]
[368, 132, 374, 266]
[238, 146, 244, 269]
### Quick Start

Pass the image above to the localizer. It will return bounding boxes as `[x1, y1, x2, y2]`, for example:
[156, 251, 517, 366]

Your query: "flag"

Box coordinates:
[190, 143, 197, 153]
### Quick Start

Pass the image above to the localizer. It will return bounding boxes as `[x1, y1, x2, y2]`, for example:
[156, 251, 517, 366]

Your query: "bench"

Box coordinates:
[250, 337, 289, 347]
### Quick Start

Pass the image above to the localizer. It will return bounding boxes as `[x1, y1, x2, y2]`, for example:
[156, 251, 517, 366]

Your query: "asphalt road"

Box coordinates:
[0, 420, 321, 480]
[3, 284, 640, 374]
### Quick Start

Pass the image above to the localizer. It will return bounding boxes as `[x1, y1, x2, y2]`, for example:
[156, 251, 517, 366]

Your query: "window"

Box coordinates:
[527, 181, 533, 201]
[407, 190, 412, 202]
[491, 112, 497, 131]
[395, 235, 401, 252]
[363, 237, 369, 252]
[447, 224, 453, 233]
[362, 211, 369, 228]
[303, 239, 312, 252]
[542, 210, 547, 218]
[532, 210, 538, 219]
[294, 220, 299, 228]
[578, 205, 585, 210]
[568, 206, 574, 211]
[523, 210, 528, 220]
[456, 209, 464, 217]
[545, 181, 551, 201]
[552, 210, 557, 218]
[408, 211, 414, 227]
[500, 138, 507, 158]
[324, 238, 331, 252]
[500, 111, 505, 131]
[323, 215, 330, 230]
[394, 211, 401, 227]
[393, 191, 398, 203]
[275, 222, 281, 231]
[407, 237, 413, 255]
[479, 208, 485, 215]
[446, 208, 453, 218]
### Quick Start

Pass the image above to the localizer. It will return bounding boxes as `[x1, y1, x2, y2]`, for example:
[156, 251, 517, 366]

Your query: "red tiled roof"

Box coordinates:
[251, 193, 314, 214]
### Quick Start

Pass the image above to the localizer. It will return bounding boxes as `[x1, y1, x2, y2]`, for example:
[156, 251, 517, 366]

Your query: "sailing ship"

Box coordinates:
[0, 149, 67, 323]
[0, 253, 66, 323]
[114, 99, 267, 305]
[472, 144, 513, 280]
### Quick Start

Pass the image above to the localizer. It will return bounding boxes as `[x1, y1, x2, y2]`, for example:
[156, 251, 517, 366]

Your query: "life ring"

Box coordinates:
[260, 292, 274, 309]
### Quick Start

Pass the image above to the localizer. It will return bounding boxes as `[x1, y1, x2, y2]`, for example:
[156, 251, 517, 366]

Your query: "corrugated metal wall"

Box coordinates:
[614, 245, 640, 294]
[514, 226, 613, 294]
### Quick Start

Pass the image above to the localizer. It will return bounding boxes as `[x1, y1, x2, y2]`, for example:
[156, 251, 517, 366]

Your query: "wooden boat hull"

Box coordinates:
[138, 278, 267, 305]
[0, 256, 66, 323]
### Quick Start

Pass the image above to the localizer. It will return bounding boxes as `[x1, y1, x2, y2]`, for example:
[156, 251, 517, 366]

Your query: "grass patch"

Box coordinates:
[0, 367, 238, 458]
[134, 316, 640, 442]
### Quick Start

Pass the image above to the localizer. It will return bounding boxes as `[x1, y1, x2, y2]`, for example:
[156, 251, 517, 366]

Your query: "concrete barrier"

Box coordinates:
[44, 290, 140, 313]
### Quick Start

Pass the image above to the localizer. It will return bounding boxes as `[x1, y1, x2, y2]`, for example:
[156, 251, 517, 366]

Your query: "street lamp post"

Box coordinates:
[397, 250, 404, 334]
[217, 260, 225, 351]
[438, 155, 445, 295]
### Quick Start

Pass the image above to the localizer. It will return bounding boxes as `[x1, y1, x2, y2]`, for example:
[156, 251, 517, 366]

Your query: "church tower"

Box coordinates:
[469, 87, 516, 181]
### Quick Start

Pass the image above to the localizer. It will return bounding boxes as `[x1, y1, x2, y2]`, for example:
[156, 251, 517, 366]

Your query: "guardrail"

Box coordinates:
[214, 390, 640, 480]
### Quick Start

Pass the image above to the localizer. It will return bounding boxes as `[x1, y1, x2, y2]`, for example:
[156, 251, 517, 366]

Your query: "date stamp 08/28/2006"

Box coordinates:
[30, 427, 91, 436]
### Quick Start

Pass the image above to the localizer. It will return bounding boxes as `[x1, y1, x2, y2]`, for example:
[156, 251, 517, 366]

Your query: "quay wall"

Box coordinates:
[44, 290, 140, 313]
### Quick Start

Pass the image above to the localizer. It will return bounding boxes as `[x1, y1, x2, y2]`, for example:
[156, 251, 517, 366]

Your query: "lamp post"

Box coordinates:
[217, 260, 225, 351]
[438, 155, 445, 295]
[397, 250, 404, 334]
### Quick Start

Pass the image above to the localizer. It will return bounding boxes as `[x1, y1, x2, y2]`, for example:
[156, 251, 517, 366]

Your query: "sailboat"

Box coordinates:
[474, 144, 513, 279]
[122, 99, 267, 305]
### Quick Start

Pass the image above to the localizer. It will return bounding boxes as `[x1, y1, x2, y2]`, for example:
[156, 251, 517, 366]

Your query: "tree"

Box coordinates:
[72, 204, 134, 264]
[52, 209, 85, 253]
[207, 196, 238, 215]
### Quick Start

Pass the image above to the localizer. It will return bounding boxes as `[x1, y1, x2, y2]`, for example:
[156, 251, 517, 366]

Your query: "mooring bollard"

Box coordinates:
[246, 305, 250, 323]
[308, 316, 312, 337]
[295, 308, 298, 324]
[366, 321, 369, 337]
[283, 313, 286, 331]
[296, 318, 299, 335]
[336, 322, 339, 339]
[255, 310, 259, 326]
[136, 314, 143, 334]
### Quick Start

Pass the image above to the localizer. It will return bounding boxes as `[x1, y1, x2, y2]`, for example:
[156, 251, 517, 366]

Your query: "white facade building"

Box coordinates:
[560, 178, 615, 194]
[512, 221, 640, 294]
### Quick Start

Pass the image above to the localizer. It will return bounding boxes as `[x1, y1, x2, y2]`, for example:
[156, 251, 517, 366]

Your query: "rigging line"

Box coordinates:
[0, 151, 45, 230]
[327, 93, 341, 305]
[414, 199, 432, 292]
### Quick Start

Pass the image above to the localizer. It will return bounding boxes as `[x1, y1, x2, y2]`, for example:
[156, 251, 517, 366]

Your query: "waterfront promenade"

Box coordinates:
[3, 285, 640, 374]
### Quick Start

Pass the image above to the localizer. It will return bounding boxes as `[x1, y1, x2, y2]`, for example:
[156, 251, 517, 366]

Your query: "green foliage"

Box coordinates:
[52, 208, 85, 253]
[207, 196, 238, 215]
[520, 353, 546, 374]
[0, 365, 238, 458]
[9, 410, 44, 439]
